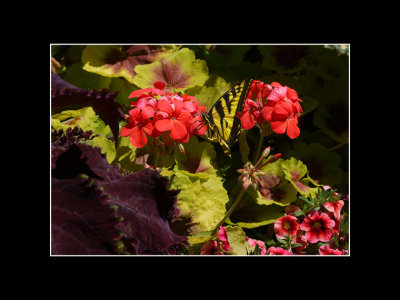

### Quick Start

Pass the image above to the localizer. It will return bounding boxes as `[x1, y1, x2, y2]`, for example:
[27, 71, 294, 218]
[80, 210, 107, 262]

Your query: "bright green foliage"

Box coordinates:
[170, 170, 230, 244]
[51, 107, 113, 138]
[225, 226, 250, 255]
[281, 157, 319, 197]
[132, 48, 209, 92]
[81, 45, 179, 84]
[174, 135, 218, 176]
[226, 185, 284, 229]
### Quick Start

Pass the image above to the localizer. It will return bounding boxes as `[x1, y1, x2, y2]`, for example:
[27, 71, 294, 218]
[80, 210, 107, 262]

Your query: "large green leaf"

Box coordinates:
[226, 185, 285, 229]
[170, 170, 230, 244]
[133, 47, 209, 92]
[82, 45, 179, 84]
[225, 226, 250, 255]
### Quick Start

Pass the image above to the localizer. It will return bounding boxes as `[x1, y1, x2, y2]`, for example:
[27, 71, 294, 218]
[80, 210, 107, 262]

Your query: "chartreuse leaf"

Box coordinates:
[281, 157, 318, 197]
[226, 185, 284, 229]
[51, 107, 117, 163]
[82, 45, 179, 84]
[133, 47, 209, 92]
[108, 77, 139, 107]
[174, 135, 218, 176]
[51, 107, 113, 137]
[185, 74, 231, 108]
[225, 226, 250, 255]
[112, 136, 144, 173]
[170, 170, 230, 245]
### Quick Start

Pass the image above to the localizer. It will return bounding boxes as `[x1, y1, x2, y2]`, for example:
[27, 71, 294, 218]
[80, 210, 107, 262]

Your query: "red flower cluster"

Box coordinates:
[120, 81, 207, 148]
[238, 81, 303, 139]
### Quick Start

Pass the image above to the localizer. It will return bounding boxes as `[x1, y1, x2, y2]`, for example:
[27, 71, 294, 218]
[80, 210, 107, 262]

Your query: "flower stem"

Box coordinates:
[212, 187, 246, 237]
[253, 133, 264, 164]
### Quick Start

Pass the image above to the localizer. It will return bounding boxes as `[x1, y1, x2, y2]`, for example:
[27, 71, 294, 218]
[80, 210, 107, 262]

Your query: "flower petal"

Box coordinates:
[286, 118, 300, 139]
[129, 126, 147, 148]
[271, 120, 288, 134]
[155, 118, 174, 132]
[169, 120, 188, 140]
[157, 100, 174, 116]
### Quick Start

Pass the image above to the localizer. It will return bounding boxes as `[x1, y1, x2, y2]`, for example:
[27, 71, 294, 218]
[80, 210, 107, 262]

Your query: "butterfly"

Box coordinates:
[201, 78, 253, 157]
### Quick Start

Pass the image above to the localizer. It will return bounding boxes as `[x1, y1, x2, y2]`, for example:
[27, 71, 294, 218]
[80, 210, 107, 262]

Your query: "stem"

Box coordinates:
[153, 148, 159, 170]
[212, 188, 246, 237]
[328, 141, 348, 151]
[253, 132, 264, 165]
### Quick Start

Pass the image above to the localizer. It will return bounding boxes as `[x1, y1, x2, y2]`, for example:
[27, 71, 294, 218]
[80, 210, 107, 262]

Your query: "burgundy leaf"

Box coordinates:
[102, 169, 188, 255]
[51, 140, 188, 255]
[51, 176, 121, 255]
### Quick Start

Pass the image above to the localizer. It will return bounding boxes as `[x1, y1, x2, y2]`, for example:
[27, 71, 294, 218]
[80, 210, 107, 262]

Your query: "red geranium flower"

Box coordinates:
[239, 99, 264, 129]
[218, 226, 231, 252]
[266, 246, 292, 255]
[269, 101, 300, 139]
[120, 108, 155, 148]
[155, 98, 193, 141]
[300, 211, 336, 243]
[319, 244, 345, 255]
[273, 215, 300, 239]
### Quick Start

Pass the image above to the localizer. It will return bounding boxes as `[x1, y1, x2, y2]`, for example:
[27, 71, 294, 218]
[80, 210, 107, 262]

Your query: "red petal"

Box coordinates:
[169, 120, 188, 141]
[240, 111, 255, 129]
[155, 118, 174, 132]
[157, 100, 174, 116]
[129, 126, 147, 148]
[120, 122, 136, 137]
[271, 120, 288, 134]
[286, 118, 300, 139]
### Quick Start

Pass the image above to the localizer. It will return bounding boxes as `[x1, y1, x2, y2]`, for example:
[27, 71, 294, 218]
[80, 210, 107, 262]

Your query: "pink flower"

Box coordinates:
[274, 215, 300, 239]
[246, 237, 267, 255]
[266, 247, 292, 255]
[291, 230, 308, 254]
[300, 211, 336, 243]
[323, 200, 344, 220]
[218, 226, 231, 252]
[319, 244, 345, 255]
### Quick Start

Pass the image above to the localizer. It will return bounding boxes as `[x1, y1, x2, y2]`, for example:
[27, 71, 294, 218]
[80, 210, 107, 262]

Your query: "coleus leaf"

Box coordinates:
[132, 48, 209, 92]
[82, 45, 179, 84]
[51, 140, 188, 255]
[51, 175, 121, 255]
[51, 73, 126, 144]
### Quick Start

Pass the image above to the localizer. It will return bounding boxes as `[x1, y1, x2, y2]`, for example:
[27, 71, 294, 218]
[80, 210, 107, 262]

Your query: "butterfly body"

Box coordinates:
[202, 78, 253, 157]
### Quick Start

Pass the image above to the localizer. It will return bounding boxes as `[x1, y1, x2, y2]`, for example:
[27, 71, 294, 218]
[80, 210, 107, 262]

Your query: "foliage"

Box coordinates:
[51, 44, 349, 255]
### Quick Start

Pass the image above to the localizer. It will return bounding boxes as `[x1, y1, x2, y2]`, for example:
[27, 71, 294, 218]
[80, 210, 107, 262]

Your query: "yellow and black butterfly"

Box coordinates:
[202, 78, 253, 157]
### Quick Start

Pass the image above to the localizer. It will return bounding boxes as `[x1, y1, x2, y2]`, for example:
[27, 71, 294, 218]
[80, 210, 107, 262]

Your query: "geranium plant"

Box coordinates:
[51, 44, 349, 256]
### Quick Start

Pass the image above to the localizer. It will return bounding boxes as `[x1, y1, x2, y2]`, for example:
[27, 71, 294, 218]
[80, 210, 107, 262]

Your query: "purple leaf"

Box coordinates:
[51, 176, 121, 255]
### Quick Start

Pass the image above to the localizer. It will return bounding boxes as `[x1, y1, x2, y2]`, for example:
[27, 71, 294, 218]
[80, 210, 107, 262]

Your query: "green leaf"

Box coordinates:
[173, 135, 218, 176]
[63, 62, 112, 90]
[225, 226, 250, 255]
[281, 157, 318, 197]
[133, 47, 209, 92]
[82, 45, 179, 84]
[226, 185, 285, 229]
[169, 170, 230, 243]
[51, 107, 113, 138]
